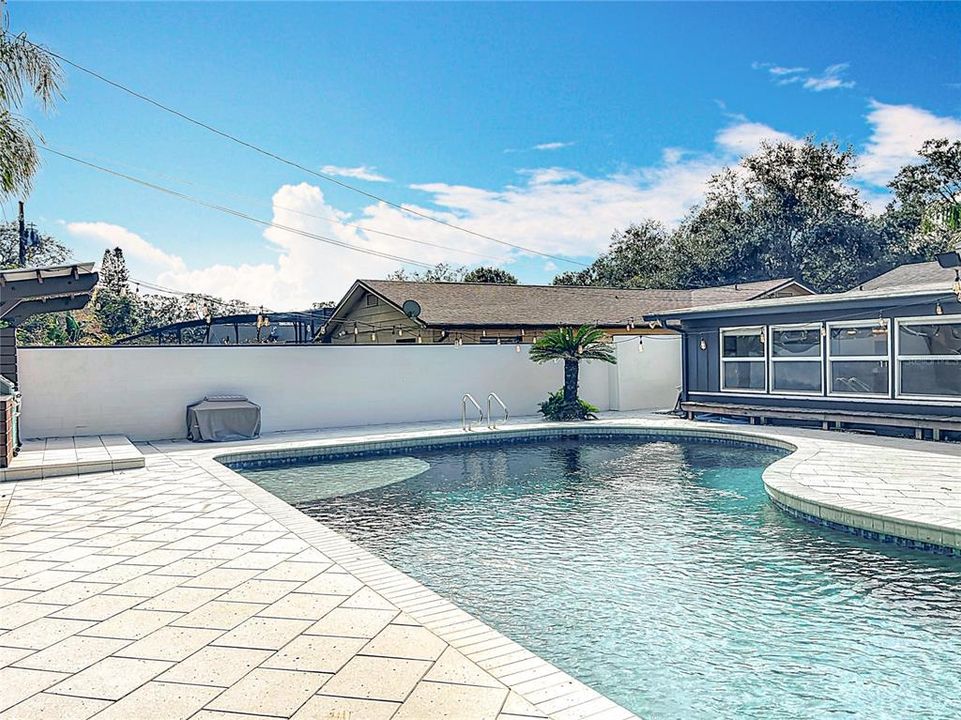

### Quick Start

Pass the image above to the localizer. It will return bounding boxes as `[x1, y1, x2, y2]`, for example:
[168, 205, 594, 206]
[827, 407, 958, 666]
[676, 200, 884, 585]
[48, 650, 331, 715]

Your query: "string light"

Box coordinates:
[936, 302, 944, 315]
[515, 344, 521, 352]
[699, 338, 707, 351]
[638, 337, 644, 353]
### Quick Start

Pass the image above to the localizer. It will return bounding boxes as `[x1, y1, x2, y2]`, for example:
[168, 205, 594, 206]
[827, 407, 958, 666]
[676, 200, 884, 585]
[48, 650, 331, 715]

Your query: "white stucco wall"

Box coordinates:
[19, 339, 680, 441]
[609, 335, 682, 412]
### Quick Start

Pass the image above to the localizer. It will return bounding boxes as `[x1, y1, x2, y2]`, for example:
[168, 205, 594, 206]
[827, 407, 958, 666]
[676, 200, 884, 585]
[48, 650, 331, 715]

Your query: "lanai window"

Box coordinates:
[720, 327, 766, 392]
[896, 317, 961, 399]
[770, 324, 823, 394]
[827, 320, 890, 396]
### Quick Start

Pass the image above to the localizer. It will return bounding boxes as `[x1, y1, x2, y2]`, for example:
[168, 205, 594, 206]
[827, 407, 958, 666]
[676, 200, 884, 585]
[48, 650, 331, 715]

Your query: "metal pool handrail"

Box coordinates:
[487, 393, 509, 429]
[462, 393, 483, 431]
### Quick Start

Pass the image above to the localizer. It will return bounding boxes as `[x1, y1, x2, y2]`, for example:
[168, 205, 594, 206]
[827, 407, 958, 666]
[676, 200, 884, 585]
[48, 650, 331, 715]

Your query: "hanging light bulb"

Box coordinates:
[416, 335, 423, 344]
[699, 338, 707, 351]
[371, 332, 377, 342]
[482, 329, 487, 337]
[638, 337, 645, 352]
[515, 344, 521, 352]
[398, 327, 403, 336]
[353, 323, 358, 336]
[820, 325, 826, 338]
[936, 302, 944, 315]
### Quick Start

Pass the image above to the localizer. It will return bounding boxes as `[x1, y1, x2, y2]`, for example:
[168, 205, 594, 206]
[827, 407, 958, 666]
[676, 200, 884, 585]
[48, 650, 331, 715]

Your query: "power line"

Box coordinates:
[50, 144, 508, 264]
[15, 33, 588, 268]
[43, 147, 436, 270]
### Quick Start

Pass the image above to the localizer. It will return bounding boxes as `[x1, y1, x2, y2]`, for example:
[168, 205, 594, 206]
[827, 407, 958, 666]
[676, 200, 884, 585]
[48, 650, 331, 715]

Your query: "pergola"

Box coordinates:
[0, 262, 98, 466]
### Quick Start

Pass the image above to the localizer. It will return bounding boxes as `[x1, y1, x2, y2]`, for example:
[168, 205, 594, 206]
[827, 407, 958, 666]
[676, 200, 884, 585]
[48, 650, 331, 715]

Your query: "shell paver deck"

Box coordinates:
[3, 413, 961, 719]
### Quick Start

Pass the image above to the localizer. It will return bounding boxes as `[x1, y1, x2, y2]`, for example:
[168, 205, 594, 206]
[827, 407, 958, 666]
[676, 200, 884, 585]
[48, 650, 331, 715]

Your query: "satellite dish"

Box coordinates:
[402, 300, 422, 319]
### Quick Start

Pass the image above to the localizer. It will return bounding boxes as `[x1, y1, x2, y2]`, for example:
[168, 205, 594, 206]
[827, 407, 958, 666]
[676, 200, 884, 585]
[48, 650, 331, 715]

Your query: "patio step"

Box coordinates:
[0, 435, 145, 481]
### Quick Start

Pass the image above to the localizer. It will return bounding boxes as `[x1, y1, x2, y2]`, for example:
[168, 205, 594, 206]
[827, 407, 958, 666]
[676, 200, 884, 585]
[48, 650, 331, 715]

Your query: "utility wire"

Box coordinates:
[43, 147, 436, 270]
[51, 144, 508, 264]
[14, 33, 588, 268]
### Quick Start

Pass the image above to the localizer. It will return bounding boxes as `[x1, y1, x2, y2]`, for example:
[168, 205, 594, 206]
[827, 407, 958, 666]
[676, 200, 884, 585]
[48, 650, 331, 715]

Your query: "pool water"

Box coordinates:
[239, 438, 961, 719]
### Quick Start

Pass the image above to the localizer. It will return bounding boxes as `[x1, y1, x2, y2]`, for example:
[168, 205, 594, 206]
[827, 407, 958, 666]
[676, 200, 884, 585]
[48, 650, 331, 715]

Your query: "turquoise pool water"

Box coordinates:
[239, 437, 961, 719]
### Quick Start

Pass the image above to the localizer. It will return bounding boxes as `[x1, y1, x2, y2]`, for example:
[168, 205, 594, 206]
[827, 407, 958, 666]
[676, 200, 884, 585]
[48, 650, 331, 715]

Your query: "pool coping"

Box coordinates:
[145, 415, 961, 719]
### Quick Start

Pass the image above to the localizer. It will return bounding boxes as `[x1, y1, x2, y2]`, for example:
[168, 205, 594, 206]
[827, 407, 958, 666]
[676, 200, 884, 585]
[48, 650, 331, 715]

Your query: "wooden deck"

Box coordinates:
[681, 401, 961, 441]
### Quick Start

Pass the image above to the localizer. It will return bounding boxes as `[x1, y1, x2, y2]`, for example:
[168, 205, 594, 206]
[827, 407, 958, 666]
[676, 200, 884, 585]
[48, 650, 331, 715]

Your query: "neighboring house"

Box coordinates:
[320, 278, 813, 345]
[648, 263, 961, 439]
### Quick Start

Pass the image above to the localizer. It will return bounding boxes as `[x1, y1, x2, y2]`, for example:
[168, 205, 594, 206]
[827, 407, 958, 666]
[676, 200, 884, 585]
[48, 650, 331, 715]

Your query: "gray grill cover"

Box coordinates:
[186, 395, 261, 442]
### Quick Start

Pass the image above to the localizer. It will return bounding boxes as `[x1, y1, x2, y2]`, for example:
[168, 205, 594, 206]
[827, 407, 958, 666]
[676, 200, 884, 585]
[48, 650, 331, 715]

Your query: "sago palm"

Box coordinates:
[1, 9, 63, 200]
[529, 325, 616, 411]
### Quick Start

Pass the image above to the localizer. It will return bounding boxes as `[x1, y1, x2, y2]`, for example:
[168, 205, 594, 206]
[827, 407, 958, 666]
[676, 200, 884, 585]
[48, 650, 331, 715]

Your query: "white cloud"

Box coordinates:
[533, 141, 575, 151]
[754, 61, 854, 91]
[65, 221, 186, 273]
[505, 141, 576, 154]
[803, 63, 855, 92]
[715, 121, 796, 155]
[857, 100, 961, 187]
[320, 165, 390, 182]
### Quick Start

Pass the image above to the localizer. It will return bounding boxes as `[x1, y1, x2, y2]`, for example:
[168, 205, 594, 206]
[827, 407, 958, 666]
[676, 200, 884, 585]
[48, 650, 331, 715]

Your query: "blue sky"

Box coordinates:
[7, 2, 961, 308]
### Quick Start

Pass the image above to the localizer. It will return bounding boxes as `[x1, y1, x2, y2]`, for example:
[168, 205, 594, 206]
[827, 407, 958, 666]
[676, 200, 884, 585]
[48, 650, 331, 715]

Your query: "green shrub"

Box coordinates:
[537, 389, 600, 421]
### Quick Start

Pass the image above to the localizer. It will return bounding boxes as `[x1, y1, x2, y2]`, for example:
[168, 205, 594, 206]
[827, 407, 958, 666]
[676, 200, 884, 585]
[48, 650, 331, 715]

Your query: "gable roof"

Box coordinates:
[858, 261, 957, 291]
[329, 277, 809, 329]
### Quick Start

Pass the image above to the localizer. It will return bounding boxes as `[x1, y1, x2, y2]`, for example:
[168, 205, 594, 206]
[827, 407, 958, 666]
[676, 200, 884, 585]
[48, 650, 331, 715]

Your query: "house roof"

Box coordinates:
[335, 277, 808, 328]
[648, 261, 958, 321]
[858, 261, 957, 290]
[649, 281, 954, 321]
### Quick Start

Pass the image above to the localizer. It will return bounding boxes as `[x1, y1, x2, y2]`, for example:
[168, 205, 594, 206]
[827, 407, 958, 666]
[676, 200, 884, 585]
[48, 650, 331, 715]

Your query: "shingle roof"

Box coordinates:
[651, 281, 952, 320]
[356, 277, 803, 327]
[859, 261, 956, 290]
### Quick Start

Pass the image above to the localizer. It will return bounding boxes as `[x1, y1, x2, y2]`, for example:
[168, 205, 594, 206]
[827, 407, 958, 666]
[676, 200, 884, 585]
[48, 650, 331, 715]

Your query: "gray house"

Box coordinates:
[650, 261, 961, 440]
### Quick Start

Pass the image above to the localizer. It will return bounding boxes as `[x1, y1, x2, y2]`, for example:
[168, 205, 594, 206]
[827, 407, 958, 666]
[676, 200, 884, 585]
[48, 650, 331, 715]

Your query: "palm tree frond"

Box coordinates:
[0, 30, 63, 110]
[0, 109, 38, 198]
[528, 325, 617, 365]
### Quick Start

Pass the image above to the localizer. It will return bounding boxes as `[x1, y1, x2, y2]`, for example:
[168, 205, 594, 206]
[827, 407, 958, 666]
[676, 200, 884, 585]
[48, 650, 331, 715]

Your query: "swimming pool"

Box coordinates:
[238, 436, 961, 719]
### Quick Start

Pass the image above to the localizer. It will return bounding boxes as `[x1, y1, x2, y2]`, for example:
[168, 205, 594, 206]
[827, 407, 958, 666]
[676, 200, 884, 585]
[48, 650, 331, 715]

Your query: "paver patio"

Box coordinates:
[2, 413, 960, 719]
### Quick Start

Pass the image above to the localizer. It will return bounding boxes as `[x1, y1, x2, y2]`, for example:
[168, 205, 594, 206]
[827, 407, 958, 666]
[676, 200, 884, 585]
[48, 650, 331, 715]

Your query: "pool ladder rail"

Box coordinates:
[461, 393, 509, 431]
[487, 392, 509, 429]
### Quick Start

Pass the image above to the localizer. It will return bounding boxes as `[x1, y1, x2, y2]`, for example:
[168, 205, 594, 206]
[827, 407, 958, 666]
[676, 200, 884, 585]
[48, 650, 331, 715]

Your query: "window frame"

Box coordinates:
[768, 323, 824, 396]
[825, 319, 892, 399]
[719, 325, 768, 394]
[894, 314, 961, 403]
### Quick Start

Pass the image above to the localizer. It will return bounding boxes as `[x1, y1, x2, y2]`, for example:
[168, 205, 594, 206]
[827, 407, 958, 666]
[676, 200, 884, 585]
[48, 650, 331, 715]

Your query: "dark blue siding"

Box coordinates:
[673, 294, 961, 418]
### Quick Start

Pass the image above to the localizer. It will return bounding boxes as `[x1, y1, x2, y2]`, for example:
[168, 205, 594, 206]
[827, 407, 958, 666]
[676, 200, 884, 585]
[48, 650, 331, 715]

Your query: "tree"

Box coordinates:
[387, 263, 466, 282]
[529, 326, 616, 420]
[0, 7, 63, 200]
[99, 248, 130, 294]
[881, 138, 961, 262]
[0, 220, 70, 268]
[554, 138, 884, 293]
[463, 266, 519, 284]
[92, 247, 140, 337]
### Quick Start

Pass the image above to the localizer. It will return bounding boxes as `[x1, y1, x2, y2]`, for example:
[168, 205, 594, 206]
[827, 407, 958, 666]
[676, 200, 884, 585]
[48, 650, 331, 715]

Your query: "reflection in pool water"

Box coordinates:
[240, 438, 961, 720]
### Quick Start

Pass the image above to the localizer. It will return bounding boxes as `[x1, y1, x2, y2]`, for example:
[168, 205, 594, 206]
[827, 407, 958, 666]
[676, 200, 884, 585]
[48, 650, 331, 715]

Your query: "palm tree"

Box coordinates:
[529, 325, 616, 418]
[1, 10, 63, 201]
